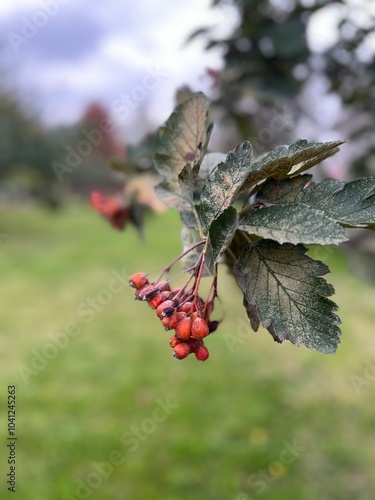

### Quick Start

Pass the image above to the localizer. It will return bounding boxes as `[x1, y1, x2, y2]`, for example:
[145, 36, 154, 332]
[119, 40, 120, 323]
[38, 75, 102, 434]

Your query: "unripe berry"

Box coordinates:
[195, 345, 209, 361]
[156, 300, 175, 318]
[173, 343, 192, 359]
[175, 317, 192, 341]
[162, 312, 179, 330]
[129, 273, 149, 289]
[191, 317, 209, 339]
[148, 292, 164, 309]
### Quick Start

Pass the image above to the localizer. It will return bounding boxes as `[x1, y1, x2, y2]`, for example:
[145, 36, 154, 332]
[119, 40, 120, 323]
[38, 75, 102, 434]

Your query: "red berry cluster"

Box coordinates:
[90, 191, 130, 230]
[129, 271, 219, 361]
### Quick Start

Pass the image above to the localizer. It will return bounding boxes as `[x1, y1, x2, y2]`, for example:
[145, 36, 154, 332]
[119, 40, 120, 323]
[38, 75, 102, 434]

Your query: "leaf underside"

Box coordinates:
[154, 92, 210, 211]
[233, 239, 341, 353]
[240, 139, 344, 193]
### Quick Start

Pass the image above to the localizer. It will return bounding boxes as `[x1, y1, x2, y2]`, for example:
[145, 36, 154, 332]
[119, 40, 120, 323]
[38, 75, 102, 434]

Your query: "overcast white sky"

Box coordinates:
[0, 0, 239, 140]
[0, 0, 373, 143]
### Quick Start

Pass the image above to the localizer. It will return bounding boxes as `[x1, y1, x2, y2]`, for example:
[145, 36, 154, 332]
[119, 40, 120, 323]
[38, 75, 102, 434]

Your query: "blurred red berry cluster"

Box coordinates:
[129, 272, 219, 361]
[90, 192, 130, 230]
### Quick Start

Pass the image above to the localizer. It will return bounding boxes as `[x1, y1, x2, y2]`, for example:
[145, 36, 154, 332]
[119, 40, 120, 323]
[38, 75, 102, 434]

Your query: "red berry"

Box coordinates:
[159, 282, 171, 292]
[191, 317, 209, 339]
[169, 334, 183, 348]
[195, 345, 209, 361]
[137, 284, 155, 301]
[178, 301, 193, 314]
[175, 317, 192, 340]
[190, 311, 199, 322]
[173, 343, 192, 359]
[148, 292, 164, 309]
[156, 300, 175, 318]
[129, 273, 149, 290]
[177, 311, 187, 322]
[160, 290, 172, 301]
[162, 312, 179, 330]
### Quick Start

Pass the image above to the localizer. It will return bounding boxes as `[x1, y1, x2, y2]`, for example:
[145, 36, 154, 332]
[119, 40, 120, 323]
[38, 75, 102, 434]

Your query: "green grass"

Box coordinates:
[1, 204, 375, 500]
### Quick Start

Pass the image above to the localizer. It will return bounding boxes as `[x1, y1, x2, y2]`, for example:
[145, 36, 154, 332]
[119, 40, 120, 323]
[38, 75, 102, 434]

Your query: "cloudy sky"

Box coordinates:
[0, 0, 373, 143]
[0, 0, 238, 139]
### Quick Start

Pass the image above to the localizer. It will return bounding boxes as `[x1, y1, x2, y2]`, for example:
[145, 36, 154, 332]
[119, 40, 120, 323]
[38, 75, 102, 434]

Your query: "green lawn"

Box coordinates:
[1, 204, 375, 500]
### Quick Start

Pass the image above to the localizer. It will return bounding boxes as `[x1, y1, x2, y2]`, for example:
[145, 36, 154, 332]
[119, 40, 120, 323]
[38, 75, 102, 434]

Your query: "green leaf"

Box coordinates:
[257, 176, 375, 230]
[239, 204, 348, 245]
[297, 177, 375, 229]
[239, 139, 345, 193]
[208, 207, 238, 263]
[233, 239, 341, 353]
[156, 92, 210, 181]
[199, 141, 253, 230]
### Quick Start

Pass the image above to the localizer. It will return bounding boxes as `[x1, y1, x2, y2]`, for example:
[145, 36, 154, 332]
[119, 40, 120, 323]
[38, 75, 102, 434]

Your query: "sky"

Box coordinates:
[0, 0, 373, 144]
[0, 0, 238, 140]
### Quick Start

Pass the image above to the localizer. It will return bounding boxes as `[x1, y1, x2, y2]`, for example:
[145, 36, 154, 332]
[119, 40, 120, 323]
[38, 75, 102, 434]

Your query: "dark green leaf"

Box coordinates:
[257, 176, 375, 230]
[239, 204, 348, 245]
[240, 140, 345, 193]
[233, 239, 341, 353]
[297, 177, 375, 229]
[256, 175, 312, 204]
[208, 206, 238, 263]
[199, 141, 253, 230]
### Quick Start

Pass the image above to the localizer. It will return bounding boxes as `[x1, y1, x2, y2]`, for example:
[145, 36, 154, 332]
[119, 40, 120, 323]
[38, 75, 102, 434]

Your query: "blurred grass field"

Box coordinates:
[1, 204, 375, 500]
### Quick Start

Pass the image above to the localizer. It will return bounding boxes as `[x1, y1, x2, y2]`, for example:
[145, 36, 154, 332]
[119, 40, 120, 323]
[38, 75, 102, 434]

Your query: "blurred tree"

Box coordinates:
[195, 0, 375, 176]
[0, 90, 61, 206]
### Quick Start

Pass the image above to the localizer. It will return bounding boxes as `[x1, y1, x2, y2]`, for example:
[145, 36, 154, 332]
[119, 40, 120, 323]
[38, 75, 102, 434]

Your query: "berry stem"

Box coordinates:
[155, 239, 206, 283]
[192, 252, 206, 314]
